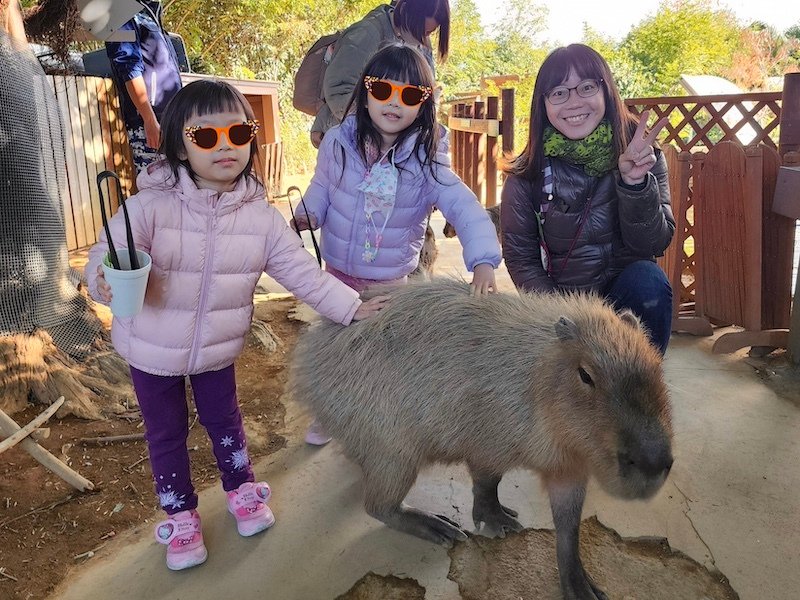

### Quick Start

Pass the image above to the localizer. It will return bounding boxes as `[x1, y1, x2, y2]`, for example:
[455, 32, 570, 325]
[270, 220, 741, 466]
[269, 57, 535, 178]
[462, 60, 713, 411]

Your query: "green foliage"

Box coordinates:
[620, 0, 740, 95]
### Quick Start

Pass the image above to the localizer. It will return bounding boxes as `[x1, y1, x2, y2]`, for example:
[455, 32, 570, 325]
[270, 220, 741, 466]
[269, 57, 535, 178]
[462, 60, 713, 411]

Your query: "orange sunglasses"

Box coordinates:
[184, 119, 260, 150]
[364, 76, 432, 107]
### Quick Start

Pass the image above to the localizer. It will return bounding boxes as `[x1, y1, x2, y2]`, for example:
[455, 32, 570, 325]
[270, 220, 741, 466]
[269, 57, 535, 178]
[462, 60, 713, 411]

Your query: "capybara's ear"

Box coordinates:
[555, 316, 579, 341]
[618, 309, 642, 330]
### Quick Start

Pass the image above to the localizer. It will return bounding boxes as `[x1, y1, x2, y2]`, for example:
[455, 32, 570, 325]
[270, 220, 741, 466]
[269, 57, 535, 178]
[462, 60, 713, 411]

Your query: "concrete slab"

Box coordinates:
[51, 207, 800, 600]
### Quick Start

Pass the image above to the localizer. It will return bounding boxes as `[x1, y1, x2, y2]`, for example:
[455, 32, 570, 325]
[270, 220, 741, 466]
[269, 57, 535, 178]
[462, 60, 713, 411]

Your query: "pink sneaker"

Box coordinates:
[154, 509, 207, 571]
[305, 419, 332, 446]
[226, 481, 275, 537]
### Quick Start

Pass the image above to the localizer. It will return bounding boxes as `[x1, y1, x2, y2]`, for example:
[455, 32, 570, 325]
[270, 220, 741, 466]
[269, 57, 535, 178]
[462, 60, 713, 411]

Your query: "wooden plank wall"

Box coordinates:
[48, 75, 135, 251]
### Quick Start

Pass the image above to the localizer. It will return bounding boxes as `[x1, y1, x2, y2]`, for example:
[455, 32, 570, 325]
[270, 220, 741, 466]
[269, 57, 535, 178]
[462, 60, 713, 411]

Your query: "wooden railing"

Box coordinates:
[447, 88, 515, 207]
[626, 92, 782, 151]
[626, 88, 797, 347]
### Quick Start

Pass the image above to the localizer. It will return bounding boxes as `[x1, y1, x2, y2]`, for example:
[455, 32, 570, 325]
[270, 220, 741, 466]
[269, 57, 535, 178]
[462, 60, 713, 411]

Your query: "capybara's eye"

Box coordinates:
[578, 367, 594, 386]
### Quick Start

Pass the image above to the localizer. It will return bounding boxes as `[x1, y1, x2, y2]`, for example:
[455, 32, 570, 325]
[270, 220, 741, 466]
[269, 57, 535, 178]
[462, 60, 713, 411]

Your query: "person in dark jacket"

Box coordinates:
[105, 0, 182, 172]
[500, 44, 675, 354]
[310, 0, 450, 147]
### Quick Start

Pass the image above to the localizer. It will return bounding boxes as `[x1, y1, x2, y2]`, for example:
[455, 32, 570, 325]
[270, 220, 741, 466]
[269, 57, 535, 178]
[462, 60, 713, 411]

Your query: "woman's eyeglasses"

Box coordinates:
[364, 76, 432, 107]
[545, 79, 603, 105]
[184, 119, 260, 150]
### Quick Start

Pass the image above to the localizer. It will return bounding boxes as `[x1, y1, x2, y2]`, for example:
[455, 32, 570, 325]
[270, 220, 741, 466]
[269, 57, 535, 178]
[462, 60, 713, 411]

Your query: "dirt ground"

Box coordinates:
[0, 297, 302, 600]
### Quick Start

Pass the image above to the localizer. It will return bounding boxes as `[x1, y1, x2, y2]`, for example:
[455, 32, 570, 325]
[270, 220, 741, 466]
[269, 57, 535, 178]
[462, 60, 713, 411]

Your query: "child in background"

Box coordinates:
[293, 44, 502, 444]
[86, 80, 387, 571]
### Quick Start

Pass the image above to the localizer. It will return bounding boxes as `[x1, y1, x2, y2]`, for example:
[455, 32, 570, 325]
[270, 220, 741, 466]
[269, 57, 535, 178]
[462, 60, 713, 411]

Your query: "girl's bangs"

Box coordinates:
[368, 49, 431, 87]
[186, 87, 249, 119]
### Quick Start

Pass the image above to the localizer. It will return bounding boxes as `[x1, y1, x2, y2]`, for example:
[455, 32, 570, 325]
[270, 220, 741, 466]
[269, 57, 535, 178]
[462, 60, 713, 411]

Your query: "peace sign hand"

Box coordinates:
[618, 110, 668, 186]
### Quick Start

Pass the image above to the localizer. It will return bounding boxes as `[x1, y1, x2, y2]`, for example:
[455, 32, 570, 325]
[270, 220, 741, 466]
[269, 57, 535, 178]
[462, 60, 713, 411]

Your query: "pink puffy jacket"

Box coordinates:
[86, 162, 361, 377]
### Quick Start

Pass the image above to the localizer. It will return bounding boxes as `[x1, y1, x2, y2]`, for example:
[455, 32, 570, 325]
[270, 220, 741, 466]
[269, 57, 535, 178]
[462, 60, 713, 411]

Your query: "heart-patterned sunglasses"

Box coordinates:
[184, 119, 260, 150]
[364, 76, 432, 107]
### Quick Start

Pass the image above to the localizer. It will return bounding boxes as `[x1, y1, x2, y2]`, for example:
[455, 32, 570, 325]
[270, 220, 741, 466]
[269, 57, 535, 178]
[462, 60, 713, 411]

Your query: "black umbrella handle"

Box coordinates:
[286, 186, 321, 267]
[97, 171, 139, 270]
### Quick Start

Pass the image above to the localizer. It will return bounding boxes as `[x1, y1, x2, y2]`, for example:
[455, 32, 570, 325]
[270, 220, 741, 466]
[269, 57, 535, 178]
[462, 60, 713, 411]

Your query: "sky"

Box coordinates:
[474, 0, 800, 44]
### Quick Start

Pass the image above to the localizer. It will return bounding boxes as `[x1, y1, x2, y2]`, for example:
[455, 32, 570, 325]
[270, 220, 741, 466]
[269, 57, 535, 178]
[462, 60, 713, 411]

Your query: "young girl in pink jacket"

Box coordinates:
[86, 80, 386, 571]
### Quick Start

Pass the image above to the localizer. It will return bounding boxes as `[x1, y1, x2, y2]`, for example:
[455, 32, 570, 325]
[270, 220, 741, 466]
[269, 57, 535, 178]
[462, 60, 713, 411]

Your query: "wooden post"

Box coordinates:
[473, 100, 485, 203]
[455, 103, 465, 179]
[779, 73, 800, 363]
[464, 103, 475, 196]
[501, 88, 515, 157]
[486, 96, 499, 207]
[744, 146, 764, 332]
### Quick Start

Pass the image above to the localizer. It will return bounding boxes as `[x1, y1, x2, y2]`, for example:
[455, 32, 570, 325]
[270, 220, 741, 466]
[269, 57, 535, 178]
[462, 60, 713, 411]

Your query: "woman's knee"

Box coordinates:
[617, 261, 671, 301]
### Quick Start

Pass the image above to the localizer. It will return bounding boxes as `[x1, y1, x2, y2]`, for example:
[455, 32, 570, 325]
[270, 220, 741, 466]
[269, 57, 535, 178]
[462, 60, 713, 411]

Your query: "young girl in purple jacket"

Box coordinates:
[293, 44, 502, 444]
[86, 80, 386, 571]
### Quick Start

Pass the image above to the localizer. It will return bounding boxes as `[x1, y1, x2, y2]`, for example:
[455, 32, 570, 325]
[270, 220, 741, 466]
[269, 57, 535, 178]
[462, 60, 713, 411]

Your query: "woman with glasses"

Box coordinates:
[501, 44, 675, 355]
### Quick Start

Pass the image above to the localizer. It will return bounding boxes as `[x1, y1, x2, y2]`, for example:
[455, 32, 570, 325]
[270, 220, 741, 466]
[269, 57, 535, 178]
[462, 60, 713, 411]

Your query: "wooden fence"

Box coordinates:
[52, 74, 284, 252]
[626, 89, 797, 345]
[448, 88, 515, 207]
[50, 75, 135, 252]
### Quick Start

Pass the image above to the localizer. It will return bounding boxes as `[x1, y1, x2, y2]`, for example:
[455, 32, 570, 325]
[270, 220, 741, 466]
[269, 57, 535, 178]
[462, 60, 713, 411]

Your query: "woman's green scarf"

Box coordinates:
[543, 121, 614, 177]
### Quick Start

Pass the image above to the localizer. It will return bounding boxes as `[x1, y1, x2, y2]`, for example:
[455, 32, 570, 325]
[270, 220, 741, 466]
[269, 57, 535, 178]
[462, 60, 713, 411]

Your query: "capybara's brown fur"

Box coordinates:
[289, 279, 672, 600]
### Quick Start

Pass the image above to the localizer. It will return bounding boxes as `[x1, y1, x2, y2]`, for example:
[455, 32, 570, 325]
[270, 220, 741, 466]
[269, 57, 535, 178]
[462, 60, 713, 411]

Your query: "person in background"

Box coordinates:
[105, 0, 183, 172]
[310, 0, 450, 148]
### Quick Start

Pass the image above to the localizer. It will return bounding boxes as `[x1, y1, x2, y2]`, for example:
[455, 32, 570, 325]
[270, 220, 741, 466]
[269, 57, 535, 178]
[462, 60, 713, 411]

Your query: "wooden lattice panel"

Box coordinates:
[626, 93, 782, 152]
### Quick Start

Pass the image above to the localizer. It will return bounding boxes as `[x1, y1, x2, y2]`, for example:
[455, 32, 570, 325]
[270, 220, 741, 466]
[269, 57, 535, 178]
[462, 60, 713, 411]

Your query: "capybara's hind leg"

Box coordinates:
[470, 468, 523, 537]
[362, 460, 467, 547]
[546, 477, 609, 600]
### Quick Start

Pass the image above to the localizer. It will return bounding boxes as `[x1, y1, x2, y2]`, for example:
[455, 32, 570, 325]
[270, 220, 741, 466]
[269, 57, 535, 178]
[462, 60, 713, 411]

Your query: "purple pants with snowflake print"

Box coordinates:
[130, 364, 254, 515]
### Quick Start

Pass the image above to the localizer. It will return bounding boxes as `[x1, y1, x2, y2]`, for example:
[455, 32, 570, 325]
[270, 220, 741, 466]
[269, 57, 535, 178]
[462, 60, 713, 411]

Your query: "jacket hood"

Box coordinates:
[136, 159, 266, 216]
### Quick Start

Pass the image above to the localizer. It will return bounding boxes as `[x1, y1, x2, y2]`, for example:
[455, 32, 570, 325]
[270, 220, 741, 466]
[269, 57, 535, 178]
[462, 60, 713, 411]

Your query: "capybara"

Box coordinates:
[409, 223, 438, 281]
[289, 279, 673, 600]
[444, 204, 501, 240]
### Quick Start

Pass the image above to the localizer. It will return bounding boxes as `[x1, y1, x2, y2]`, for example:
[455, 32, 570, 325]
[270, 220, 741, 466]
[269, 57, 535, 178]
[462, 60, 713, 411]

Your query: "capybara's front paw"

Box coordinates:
[472, 497, 523, 537]
[379, 506, 468, 547]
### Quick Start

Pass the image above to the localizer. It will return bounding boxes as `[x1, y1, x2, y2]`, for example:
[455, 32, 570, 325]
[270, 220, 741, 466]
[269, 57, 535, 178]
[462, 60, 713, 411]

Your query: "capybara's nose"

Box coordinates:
[619, 445, 673, 479]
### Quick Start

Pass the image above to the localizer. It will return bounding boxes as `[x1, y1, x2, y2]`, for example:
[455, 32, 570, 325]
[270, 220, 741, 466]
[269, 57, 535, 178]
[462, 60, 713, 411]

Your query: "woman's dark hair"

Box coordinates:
[158, 79, 262, 185]
[344, 43, 440, 176]
[504, 43, 638, 181]
[394, 0, 450, 60]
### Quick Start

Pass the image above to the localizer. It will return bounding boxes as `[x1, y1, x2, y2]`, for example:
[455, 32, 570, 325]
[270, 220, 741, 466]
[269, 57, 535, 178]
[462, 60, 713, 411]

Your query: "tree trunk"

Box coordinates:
[0, 328, 135, 419]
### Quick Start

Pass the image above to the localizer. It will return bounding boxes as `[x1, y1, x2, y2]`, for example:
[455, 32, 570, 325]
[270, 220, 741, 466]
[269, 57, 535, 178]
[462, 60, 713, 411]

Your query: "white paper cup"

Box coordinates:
[101, 249, 152, 318]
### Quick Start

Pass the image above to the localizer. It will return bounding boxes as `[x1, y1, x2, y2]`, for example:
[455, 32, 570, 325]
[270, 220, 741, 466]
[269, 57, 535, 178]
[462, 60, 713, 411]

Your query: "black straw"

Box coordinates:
[96, 171, 139, 270]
